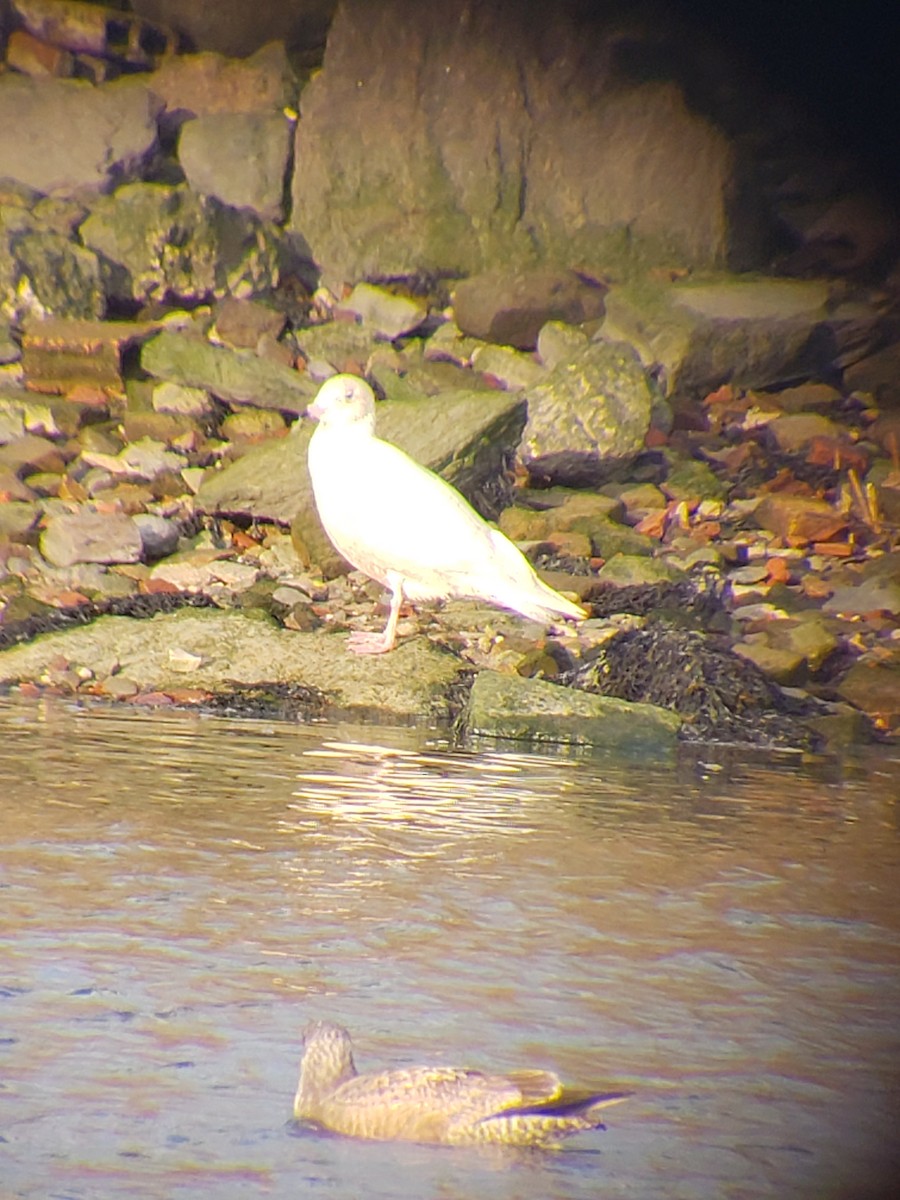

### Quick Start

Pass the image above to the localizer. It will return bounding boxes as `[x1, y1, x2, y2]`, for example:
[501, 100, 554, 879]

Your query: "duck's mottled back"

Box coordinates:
[293, 1021, 628, 1148]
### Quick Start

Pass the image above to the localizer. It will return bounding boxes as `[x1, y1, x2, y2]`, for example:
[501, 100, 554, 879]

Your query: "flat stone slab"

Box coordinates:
[0, 609, 465, 720]
[600, 276, 881, 406]
[40, 509, 143, 568]
[463, 670, 681, 750]
[141, 331, 317, 415]
[21, 317, 160, 397]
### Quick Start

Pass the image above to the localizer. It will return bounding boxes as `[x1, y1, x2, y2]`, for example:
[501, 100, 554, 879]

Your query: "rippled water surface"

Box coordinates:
[1, 696, 898, 1199]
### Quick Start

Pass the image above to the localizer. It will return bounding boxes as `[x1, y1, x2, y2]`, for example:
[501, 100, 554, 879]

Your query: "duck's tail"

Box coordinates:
[467, 1090, 631, 1147]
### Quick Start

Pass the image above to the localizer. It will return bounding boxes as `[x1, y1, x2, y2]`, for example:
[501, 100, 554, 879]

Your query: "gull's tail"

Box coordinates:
[483, 528, 589, 624]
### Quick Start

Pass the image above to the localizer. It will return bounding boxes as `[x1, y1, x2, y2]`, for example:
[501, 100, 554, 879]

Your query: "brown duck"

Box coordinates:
[293, 1021, 629, 1148]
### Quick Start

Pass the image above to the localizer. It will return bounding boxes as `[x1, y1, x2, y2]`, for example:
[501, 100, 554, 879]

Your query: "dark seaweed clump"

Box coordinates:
[0, 592, 217, 653]
[568, 625, 821, 749]
[199, 681, 326, 722]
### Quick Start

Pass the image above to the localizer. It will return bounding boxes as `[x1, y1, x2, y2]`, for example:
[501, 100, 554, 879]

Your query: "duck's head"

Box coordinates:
[294, 1020, 358, 1116]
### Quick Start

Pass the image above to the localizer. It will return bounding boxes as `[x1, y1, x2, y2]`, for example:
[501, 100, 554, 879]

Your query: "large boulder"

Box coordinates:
[178, 111, 294, 222]
[600, 276, 887, 407]
[290, 0, 747, 286]
[520, 341, 656, 486]
[0, 75, 159, 196]
[79, 183, 284, 306]
[145, 41, 299, 130]
[132, 2, 336, 59]
[1, 205, 104, 323]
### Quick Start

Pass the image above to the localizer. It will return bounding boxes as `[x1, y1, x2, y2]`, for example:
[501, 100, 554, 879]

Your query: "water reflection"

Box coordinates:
[1, 697, 898, 1199]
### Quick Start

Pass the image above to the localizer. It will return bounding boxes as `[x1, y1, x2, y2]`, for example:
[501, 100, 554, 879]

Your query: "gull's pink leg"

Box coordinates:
[346, 574, 405, 655]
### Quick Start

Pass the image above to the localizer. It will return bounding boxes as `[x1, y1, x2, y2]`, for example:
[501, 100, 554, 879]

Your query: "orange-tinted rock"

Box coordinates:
[6, 29, 74, 78]
[805, 436, 868, 473]
[22, 317, 159, 397]
[753, 494, 848, 545]
[765, 556, 792, 584]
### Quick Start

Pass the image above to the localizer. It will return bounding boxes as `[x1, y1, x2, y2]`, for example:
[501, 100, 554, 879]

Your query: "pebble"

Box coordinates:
[152, 381, 216, 418]
[768, 412, 840, 452]
[753, 494, 848, 545]
[99, 675, 140, 699]
[118, 439, 186, 481]
[272, 585, 311, 606]
[132, 513, 181, 560]
[342, 283, 428, 340]
[612, 483, 668, 525]
[149, 560, 219, 591]
[729, 563, 771, 585]
[167, 647, 203, 673]
[730, 603, 787, 623]
[220, 409, 286, 442]
[210, 561, 259, 590]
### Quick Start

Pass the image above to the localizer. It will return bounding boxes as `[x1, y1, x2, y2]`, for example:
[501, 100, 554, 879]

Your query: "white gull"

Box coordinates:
[306, 374, 586, 655]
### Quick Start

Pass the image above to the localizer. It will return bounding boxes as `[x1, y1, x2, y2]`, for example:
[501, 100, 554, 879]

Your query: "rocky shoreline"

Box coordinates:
[1, 294, 898, 751]
[1, 1, 898, 750]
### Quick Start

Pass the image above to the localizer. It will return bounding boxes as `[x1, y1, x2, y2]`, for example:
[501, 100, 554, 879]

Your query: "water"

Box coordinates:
[1, 696, 898, 1199]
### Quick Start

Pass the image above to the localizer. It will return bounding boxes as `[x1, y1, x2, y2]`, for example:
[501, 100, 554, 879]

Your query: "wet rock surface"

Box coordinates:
[464, 670, 682, 751]
[0, 606, 467, 720]
[0, 1, 898, 748]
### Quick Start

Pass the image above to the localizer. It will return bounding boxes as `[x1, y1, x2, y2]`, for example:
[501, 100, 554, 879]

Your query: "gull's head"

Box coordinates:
[306, 374, 377, 431]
